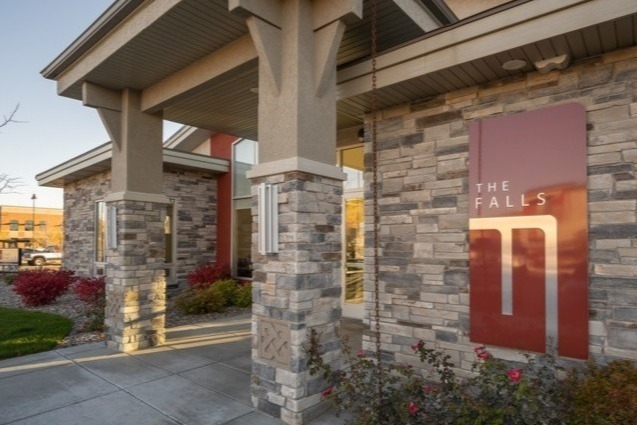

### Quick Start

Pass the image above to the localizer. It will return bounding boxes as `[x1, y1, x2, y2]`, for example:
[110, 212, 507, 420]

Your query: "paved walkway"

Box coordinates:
[0, 314, 360, 425]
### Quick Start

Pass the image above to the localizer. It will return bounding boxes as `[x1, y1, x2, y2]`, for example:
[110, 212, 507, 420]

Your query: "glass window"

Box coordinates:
[234, 199, 253, 278]
[25, 220, 33, 231]
[95, 201, 107, 263]
[233, 139, 258, 198]
[164, 203, 177, 286]
[9, 220, 18, 231]
[165, 204, 174, 265]
[340, 146, 364, 191]
[39, 221, 47, 231]
[232, 139, 258, 278]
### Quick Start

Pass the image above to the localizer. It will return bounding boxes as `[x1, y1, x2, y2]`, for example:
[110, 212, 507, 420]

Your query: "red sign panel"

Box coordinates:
[469, 103, 588, 359]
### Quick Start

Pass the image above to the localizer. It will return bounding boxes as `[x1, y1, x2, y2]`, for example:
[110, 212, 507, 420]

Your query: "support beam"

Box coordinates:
[82, 82, 121, 111]
[229, 0, 282, 28]
[391, 0, 441, 32]
[336, 0, 637, 100]
[141, 35, 258, 113]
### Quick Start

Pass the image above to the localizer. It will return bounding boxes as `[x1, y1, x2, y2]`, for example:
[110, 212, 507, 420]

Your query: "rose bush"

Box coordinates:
[307, 334, 636, 425]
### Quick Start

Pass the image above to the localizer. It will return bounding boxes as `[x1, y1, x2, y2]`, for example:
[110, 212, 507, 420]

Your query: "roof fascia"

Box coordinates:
[52, 0, 182, 96]
[41, 0, 144, 79]
[36, 142, 113, 187]
[37, 143, 228, 187]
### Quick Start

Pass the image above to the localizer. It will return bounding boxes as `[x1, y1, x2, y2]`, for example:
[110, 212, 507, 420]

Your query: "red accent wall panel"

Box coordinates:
[210, 134, 239, 270]
[469, 103, 589, 359]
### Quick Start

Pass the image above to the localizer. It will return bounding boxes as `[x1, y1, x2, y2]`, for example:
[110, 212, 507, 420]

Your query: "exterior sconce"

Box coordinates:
[258, 183, 279, 254]
[107, 205, 118, 250]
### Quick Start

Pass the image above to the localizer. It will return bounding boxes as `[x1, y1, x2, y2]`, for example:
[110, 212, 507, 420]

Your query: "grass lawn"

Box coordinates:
[0, 307, 72, 360]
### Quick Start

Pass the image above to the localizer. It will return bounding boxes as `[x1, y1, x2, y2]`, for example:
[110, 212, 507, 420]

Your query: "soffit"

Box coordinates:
[51, 1, 637, 138]
[338, 14, 637, 120]
[58, 0, 425, 100]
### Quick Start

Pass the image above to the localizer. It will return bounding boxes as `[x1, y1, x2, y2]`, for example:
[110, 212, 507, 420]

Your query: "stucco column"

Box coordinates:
[231, 1, 362, 423]
[84, 85, 169, 352]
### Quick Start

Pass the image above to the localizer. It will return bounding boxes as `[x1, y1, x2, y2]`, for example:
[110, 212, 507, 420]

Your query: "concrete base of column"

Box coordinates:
[250, 171, 343, 425]
[104, 199, 167, 352]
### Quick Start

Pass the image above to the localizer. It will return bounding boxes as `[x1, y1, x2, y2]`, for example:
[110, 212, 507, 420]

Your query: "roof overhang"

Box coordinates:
[163, 126, 214, 151]
[43, 0, 637, 139]
[36, 142, 229, 188]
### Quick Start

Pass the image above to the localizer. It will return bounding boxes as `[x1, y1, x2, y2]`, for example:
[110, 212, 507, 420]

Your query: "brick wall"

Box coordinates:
[365, 46, 637, 369]
[63, 168, 217, 288]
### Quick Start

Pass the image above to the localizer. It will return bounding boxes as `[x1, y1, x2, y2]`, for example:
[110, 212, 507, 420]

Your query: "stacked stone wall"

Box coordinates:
[63, 171, 110, 276]
[365, 46, 637, 370]
[250, 171, 343, 425]
[164, 170, 217, 286]
[63, 168, 217, 288]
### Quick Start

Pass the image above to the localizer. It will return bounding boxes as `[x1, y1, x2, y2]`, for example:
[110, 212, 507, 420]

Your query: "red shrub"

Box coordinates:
[12, 269, 76, 306]
[187, 262, 230, 290]
[72, 276, 106, 308]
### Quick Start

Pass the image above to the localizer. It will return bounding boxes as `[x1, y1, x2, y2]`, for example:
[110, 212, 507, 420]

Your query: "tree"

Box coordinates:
[0, 104, 24, 194]
[0, 104, 22, 130]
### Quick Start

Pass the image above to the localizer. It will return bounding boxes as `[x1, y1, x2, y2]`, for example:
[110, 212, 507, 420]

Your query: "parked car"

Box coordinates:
[23, 247, 63, 266]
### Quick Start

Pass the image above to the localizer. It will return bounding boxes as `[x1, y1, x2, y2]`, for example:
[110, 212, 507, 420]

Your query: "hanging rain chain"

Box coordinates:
[370, 0, 385, 422]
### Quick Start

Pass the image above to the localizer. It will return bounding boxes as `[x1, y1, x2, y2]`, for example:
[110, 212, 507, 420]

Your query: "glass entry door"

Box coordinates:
[340, 145, 365, 319]
[343, 194, 364, 318]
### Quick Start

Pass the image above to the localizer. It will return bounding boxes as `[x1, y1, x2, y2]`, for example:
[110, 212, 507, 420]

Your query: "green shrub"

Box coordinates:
[2, 274, 16, 285]
[174, 286, 226, 315]
[233, 283, 252, 307]
[564, 360, 637, 424]
[214, 279, 238, 305]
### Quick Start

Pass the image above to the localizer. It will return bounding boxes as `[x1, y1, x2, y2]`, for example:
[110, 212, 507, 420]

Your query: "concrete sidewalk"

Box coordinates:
[0, 314, 359, 425]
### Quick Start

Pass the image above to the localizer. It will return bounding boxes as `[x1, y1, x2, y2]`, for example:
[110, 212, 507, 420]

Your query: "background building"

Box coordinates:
[0, 205, 63, 249]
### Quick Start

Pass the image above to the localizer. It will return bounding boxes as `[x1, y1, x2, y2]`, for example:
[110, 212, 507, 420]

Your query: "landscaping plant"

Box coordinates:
[187, 262, 230, 290]
[181, 263, 252, 313]
[175, 286, 226, 315]
[233, 283, 252, 307]
[72, 275, 106, 331]
[307, 333, 637, 425]
[562, 359, 637, 424]
[12, 269, 75, 306]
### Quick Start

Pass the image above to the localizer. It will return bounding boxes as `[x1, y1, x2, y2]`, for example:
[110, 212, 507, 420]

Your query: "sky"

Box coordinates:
[0, 1, 181, 209]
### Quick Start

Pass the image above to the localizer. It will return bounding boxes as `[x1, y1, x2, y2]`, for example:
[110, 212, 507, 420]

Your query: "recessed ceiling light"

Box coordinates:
[502, 59, 527, 71]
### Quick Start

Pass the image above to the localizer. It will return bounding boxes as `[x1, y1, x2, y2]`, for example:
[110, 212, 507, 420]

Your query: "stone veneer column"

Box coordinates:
[83, 85, 168, 352]
[105, 199, 167, 352]
[229, 1, 361, 422]
[250, 170, 343, 425]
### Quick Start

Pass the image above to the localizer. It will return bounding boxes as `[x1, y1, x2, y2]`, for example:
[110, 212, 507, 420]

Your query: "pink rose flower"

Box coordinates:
[321, 386, 333, 398]
[409, 402, 419, 414]
[357, 349, 365, 358]
[474, 345, 491, 360]
[411, 340, 424, 351]
[423, 385, 438, 394]
[508, 368, 522, 383]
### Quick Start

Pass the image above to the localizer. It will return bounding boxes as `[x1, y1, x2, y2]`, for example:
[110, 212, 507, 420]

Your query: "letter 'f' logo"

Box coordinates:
[470, 216, 558, 349]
